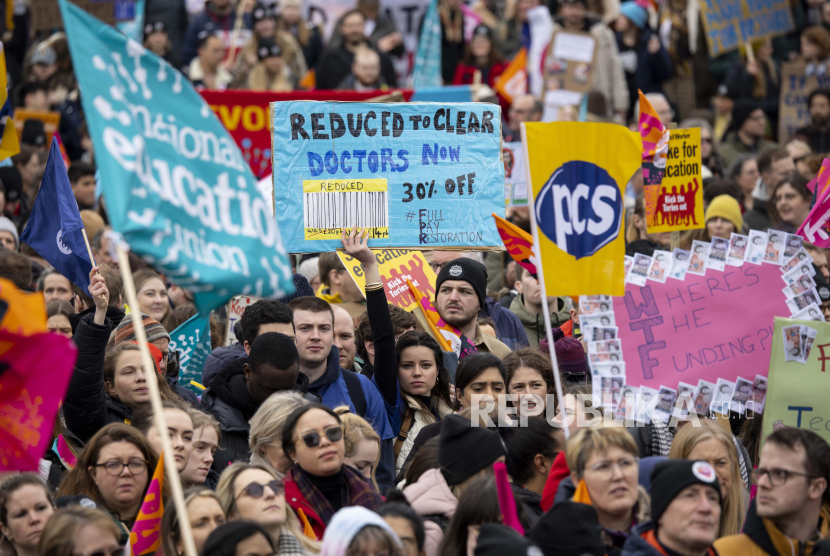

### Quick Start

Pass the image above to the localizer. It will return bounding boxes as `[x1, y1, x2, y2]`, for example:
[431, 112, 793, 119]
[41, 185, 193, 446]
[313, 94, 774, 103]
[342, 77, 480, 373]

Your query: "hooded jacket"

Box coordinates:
[714, 500, 830, 556]
[509, 295, 569, 348]
[404, 468, 458, 556]
[200, 356, 317, 471]
[623, 521, 719, 556]
[64, 314, 134, 443]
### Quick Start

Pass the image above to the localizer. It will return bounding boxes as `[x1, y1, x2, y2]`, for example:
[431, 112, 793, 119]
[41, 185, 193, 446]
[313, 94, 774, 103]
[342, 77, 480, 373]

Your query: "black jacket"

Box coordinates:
[744, 196, 772, 232]
[69, 306, 125, 334]
[64, 314, 133, 444]
[315, 44, 398, 90]
[200, 357, 317, 471]
[511, 483, 543, 525]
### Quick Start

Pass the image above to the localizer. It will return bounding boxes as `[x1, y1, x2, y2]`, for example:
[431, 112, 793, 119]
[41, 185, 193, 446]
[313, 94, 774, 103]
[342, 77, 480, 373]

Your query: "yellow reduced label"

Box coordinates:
[302, 178, 388, 193]
[304, 227, 390, 240]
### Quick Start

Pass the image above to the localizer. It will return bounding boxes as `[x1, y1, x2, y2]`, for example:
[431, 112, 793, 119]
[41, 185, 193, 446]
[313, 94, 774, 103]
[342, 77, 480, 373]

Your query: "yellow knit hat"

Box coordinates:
[705, 194, 743, 231]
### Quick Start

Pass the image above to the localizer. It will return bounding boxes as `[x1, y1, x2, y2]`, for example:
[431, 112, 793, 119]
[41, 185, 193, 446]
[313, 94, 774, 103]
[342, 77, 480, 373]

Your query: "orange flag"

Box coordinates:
[637, 90, 669, 164]
[407, 278, 461, 353]
[0, 278, 46, 335]
[573, 479, 593, 505]
[129, 453, 164, 555]
[494, 48, 528, 105]
[492, 214, 536, 278]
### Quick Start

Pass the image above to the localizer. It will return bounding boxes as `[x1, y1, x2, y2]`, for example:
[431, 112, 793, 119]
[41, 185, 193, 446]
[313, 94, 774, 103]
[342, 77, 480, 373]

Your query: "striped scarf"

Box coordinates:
[289, 466, 384, 524]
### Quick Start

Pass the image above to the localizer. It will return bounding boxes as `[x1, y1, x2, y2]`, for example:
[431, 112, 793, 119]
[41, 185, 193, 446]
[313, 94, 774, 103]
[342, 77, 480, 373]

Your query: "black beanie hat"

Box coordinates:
[438, 414, 507, 486]
[203, 521, 275, 556]
[529, 501, 606, 556]
[21, 119, 47, 147]
[474, 523, 543, 556]
[650, 460, 722, 527]
[435, 257, 488, 311]
[0, 167, 23, 202]
[731, 100, 761, 133]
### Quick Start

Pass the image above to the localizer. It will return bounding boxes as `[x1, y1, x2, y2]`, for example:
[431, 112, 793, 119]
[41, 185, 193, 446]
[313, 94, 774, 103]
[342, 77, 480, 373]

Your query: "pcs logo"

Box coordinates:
[534, 160, 622, 260]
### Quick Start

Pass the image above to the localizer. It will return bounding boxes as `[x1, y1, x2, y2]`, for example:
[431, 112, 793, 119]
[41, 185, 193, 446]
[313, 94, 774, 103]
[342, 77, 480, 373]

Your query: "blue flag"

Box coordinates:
[412, 0, 443, 88]
[58, 0, 294, 314]
[20, 138, 93, 294]
[169, 313, 212, 396]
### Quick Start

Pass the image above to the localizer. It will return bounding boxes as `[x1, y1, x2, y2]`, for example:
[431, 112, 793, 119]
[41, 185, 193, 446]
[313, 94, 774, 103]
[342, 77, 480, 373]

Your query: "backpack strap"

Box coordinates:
[342, 370, 367, 418]
[394, 409, 415, 462]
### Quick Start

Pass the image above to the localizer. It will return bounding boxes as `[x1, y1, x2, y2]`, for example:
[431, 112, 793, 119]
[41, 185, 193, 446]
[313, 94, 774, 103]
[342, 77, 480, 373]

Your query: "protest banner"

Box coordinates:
[522, 121, 641, 296]
[225, 295, 257, 346]
[169, 314, 212, 393]
[13, 109, 61, 145]
[201, 90, 415, 178]
[62, 1, 295, 315]
[272, 101, 505, 253]
[541, 31, 597, 120]
[32, 0, 133, 31]
[0, 43, 20, 161]
[614, 262, 790, 393]
[645, 128, 704, 233]
[764, 317, 830, 443]
[777, 62, 830, 141]
[503, 142, 528, 207]
[337, 249, 437, 312]
[698, 0, 794, 57]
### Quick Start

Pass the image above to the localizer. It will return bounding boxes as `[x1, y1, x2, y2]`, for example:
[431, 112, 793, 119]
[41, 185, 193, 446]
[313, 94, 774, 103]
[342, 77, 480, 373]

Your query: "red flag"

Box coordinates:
[0, 330, 77, 470]
[130, 452, 165, 555]
[492, 214, 537, 277]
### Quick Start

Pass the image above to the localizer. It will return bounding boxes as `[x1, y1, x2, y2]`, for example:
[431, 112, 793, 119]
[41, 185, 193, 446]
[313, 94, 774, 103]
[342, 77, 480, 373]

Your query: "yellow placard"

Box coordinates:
[336, 250, 436, 312]
[302, 178, 388, 193]
[645, 128, 704, 233]
[13, 109, 61, 144]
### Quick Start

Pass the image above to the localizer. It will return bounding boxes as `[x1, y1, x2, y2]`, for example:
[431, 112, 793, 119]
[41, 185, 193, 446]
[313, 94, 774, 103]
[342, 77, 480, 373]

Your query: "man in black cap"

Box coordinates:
[474, 523, 542, 556]
[720, 100, 779, 167]
[435, 257, 512, 358]
[623, 460, 722, 556]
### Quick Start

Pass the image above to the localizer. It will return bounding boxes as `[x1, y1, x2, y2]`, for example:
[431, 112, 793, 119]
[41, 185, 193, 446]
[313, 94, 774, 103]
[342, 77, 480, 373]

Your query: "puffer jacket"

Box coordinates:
[395, 395, 455, 474]
[623, 521, 719, 556]
[404, 468, 458, 556]
[63, 314, 134, 443]
[200, 356, 317, 471]
[714, 500, 830, 556]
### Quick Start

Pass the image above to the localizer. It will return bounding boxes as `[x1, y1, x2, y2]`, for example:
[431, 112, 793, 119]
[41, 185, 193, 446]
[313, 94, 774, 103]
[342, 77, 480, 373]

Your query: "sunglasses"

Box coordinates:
[300, 426, 343, 448]
[237, 480, 284, 500]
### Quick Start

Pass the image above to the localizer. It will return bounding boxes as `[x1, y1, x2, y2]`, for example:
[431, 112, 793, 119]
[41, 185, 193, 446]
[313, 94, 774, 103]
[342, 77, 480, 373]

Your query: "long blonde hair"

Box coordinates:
[334, 406, 381, 491]
[215, 462, 320, 553]
[669, 420, 747, 537]
[247, 62, 293, 91]
[249, 391, 310, 478]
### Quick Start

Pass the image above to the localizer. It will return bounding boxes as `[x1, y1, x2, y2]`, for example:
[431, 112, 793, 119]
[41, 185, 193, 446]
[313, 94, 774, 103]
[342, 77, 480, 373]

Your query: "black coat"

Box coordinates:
[64, 314, 134, 444]
[315, 44, 398, 90]
[200, 357, 318, 471]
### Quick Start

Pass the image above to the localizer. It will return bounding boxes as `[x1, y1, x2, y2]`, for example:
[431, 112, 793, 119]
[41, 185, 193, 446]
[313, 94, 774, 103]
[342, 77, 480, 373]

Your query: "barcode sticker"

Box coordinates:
[302, 179, 390, 240]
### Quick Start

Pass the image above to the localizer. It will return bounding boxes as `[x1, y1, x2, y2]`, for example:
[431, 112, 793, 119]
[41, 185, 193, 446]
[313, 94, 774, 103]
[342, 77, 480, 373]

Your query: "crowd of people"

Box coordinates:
[5, 0, 830, 555]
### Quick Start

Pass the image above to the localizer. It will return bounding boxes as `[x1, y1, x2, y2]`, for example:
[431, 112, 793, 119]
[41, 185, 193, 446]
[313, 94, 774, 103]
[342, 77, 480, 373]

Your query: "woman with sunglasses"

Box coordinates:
[341, 227, 455, 475]
[38, 506, 124, 556]
[57, 423, 163, 544]
[282, 404, 385, 540]
[215, 463, 319, 554]
[161, 488, 227, 556]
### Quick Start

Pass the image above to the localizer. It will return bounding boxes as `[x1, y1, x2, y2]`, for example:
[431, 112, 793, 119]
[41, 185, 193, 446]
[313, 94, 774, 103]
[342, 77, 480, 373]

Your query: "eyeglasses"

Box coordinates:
[585, 457, 639, 479]
[92, 459, 148, 476]
[430, 262, 444, 273]
[73, 547, 123, 556]
[300, 426, 343, 448]
[752, 467, 818, 487]
[236, 480, 284, 500]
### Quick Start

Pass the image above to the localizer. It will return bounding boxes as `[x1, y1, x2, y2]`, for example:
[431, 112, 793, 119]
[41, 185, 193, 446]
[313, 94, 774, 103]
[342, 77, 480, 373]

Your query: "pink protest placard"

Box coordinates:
[614, 263, 791, 391]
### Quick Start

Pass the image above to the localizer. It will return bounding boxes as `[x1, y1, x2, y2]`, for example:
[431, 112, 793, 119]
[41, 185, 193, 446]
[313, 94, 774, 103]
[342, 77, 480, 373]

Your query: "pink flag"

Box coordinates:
[807, 157, 830, 196]
[0, 330, 77, 471]
[494, 461, 524, 535]
[130, 453, 165, 555]
[798, 187, 830, 247]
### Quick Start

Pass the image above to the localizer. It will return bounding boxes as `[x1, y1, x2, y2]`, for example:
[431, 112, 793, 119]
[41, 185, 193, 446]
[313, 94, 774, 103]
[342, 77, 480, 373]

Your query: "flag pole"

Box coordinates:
[520, 122, 569, 440]
[114, 244, 198, 556]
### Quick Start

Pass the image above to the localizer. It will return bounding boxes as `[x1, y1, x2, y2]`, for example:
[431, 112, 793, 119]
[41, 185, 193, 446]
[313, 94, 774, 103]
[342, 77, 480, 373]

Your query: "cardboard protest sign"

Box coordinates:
[645, 128, 704, 233]
[336, 249, 437, 312]
[614, 263, 790, 392]
[225, 296, 257, 346]
[61, 0, 295, 314]
[503, 142, 528, 207]
[32, 0, 134, 31]
[763, 317, 830, 443]
[523, 121, 641, 296]
[272, 101, 504, 252]
[13, 110, 61, 145]
[778, 62, 830, 142]
[699, 0, 794, 57]
[542, 31, 597, 119]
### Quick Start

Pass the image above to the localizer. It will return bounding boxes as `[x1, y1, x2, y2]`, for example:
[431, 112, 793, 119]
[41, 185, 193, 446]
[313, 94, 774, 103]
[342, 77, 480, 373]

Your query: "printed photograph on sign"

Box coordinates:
[669, 248, 690, 280]
[727, 233, 747, 266]
[764, 231, 785, 265]
[745, 230, 769, 264]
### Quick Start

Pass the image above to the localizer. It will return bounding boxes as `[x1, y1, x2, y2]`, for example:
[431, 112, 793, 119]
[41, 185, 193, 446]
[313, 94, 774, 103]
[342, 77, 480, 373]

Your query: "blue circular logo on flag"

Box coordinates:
[534, 160, 622, 260]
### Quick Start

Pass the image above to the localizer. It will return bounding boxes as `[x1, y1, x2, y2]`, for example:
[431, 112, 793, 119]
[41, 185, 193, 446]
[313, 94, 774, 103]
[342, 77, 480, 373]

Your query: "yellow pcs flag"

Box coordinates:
[522, 122, 641, 296]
